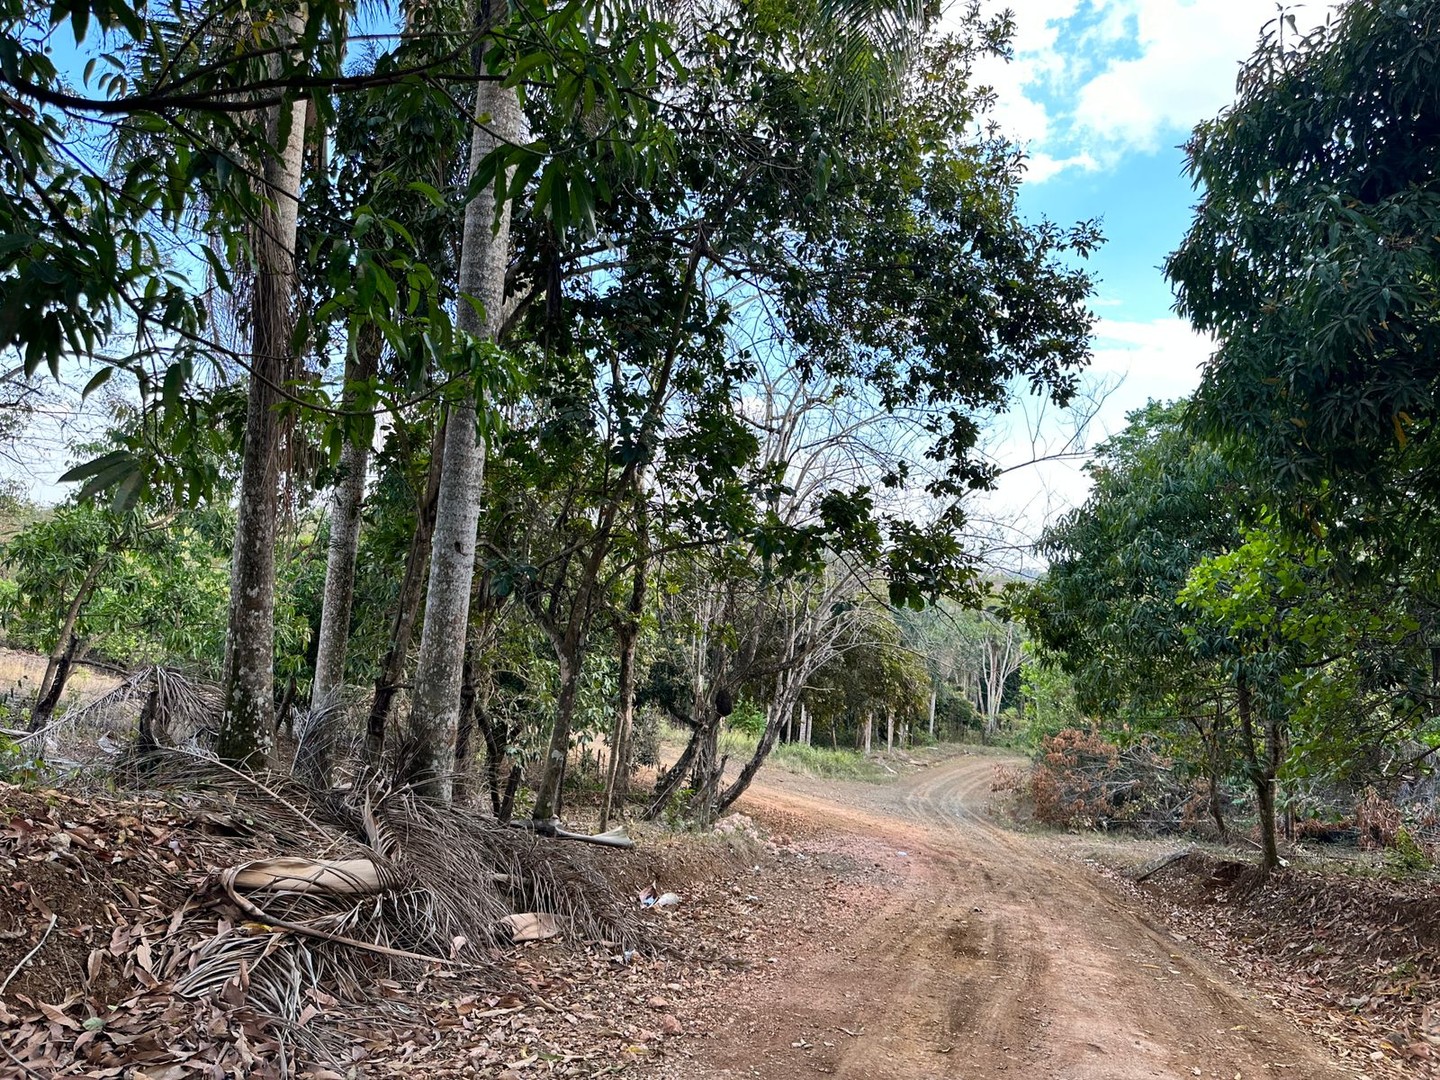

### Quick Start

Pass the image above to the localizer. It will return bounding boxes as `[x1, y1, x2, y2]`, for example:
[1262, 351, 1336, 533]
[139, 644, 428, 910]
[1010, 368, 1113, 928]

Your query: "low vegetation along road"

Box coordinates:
[676, 754, 1349, 1080]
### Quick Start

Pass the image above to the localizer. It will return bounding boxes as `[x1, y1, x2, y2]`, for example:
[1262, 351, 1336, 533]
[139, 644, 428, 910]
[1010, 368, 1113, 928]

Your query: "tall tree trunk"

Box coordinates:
[886, 706, 894, 751]
[217, 29, 308, 768]
[403, 72, 522, 801]
[600, 522, 649, 831]
[927, 685, 937, 738]
[299, 326, 381, 785]
[366, 417, 445, 757]
[863, 712, 872, 753]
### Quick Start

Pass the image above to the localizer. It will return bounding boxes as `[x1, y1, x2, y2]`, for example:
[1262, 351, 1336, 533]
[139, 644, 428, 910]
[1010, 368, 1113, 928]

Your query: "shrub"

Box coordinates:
[725, 699, 766, 738]
[1028, 728, 1176, 831]
[631, 707, 661, 768]
[1387, 825, 1433, 872]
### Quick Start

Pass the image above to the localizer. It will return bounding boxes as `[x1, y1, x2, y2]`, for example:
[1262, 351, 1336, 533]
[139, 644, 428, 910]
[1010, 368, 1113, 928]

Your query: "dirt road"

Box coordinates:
[677, 753, 1356, 1080]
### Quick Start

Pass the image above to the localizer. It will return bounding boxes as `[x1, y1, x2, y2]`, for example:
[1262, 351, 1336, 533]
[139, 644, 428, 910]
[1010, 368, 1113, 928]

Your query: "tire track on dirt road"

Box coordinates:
[673, 753, 1357, 1080]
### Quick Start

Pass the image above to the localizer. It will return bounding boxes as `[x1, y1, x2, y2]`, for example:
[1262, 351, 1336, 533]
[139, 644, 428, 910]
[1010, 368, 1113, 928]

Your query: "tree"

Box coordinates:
[214, 8, 313, 767]
[1023, 402, 1245, 837]
[1167, 0, 1440, 560]
[2, 504, 234, 728]
[402, 55, 522, 802]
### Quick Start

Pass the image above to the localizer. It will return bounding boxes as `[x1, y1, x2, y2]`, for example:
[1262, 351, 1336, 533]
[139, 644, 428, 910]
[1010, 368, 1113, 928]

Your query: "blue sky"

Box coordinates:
[961, 0, 1316, 554]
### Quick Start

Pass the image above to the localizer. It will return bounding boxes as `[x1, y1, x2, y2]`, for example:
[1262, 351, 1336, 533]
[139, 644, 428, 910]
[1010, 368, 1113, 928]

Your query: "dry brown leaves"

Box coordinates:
[1095, 851, 1440, 1079]
[0, 784, 812, 1078]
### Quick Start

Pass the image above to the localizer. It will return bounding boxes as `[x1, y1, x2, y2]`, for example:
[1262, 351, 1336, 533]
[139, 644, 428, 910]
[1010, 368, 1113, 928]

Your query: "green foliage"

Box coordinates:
[726, 699, 767, 738]
[0, 503, 232, 672]
[1387, 825, 1433, 873]
[1168, 0, 1440, 569]
[1019, 659, 1082, 745]
[1024, 400, 1241, 720]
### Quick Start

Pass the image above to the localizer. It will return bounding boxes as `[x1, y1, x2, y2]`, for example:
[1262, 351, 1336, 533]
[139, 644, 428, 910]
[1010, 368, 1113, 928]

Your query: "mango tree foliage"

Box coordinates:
[1026, 402, 1241, 718]
[1167, 0, 1440, 559]
[1, 505, 233, 713]
[1181, 526, 1432, 778]
[1022, 402, 1246, 835]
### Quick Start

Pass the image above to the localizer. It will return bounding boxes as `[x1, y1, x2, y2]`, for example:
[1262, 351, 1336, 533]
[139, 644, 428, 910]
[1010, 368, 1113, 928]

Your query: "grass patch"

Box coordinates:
[657, 723, 890, 781]
[770, 742, 886, 781]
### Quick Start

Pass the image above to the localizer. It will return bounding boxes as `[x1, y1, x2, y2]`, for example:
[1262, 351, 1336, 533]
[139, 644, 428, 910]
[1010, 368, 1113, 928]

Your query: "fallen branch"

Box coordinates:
[0, 913, 57, 997]
[1133, 848, 1198, 884]
[0, 914, 58, 1080]
[510, 820, 636, 849]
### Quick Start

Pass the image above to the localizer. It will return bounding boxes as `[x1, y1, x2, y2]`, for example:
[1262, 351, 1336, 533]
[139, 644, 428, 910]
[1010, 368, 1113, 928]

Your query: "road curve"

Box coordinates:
[677, 753, 1355, 1080]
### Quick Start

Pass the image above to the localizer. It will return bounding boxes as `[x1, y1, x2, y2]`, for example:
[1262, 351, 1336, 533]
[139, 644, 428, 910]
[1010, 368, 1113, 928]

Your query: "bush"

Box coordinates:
[631, 707, 661, 768]
[725, 699, 766, 738]
[1387, 825, 1433, 872]
[1029, 728, 1178, 831]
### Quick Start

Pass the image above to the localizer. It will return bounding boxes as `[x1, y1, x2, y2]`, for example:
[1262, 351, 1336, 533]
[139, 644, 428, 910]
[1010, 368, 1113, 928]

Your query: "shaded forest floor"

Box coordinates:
[2, 750, 1437, 1077]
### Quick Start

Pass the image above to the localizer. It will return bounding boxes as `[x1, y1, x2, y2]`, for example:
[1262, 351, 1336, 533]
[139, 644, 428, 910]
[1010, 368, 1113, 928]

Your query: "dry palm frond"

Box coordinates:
[24, 665, 221, 761]
[128, 753, 646, 1062]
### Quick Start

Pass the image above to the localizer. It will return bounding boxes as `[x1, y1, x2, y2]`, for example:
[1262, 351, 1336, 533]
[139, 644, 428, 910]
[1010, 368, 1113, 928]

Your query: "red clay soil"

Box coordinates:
[2, 756, 1421, 1079]
[659, 754, 1367, 1080]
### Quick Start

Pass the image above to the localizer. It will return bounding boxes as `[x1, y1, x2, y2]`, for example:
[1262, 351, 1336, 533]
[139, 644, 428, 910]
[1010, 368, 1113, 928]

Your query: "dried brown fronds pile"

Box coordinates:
[1, 754, 649, 1077]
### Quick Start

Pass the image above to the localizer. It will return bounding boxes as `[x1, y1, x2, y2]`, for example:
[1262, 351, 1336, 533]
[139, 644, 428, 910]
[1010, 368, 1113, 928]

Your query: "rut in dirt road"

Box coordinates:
[674, 755, 1355, 1080]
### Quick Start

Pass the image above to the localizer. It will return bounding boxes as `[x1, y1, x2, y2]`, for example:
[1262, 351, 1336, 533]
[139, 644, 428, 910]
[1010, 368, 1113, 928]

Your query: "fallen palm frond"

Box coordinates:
[108, 752, 646, 1076]
[21, 665, 220, 760]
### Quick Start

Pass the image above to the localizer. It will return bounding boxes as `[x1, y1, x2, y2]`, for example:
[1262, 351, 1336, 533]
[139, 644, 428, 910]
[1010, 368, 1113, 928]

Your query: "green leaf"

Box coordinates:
[80, 366, 113, 399]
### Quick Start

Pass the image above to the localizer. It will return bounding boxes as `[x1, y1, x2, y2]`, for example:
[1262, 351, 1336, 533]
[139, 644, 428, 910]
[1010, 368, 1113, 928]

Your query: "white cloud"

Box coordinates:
[1086, 315, 1214, 425]
[1024, 150, 1099, 183]
[963, 0, 1316, 181]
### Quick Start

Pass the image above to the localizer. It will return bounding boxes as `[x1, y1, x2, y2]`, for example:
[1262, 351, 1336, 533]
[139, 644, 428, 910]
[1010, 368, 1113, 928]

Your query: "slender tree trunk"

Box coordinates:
[533, 640, 583, 824]
[30, 557, 106, 730]
[927, 686, 937, 738]
[30, 635, 80, 732]
[217, 22, 308, 767]
[366, 417, 445, 757]
[530, 518, 614, 823]
[1236, 673, 1280, 873]
[601, 525, 649, 831]
[886, 706, 894, 751]
[476, 700, 507, 816]
[863, 712, 872, 753]
[800, 703, 810, 745]
[453, 640, 479, 802]
[1206, 705, 1228, 839]
[403, 72, 522, 801]
[647, 721, 702, 820]
[718, 696, 791, 813]
[299, 327, 381, 784]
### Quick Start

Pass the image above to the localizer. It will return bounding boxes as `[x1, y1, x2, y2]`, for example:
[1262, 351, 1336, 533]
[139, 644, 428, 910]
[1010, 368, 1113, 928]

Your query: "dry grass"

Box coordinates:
[0, 647, 120, 736]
